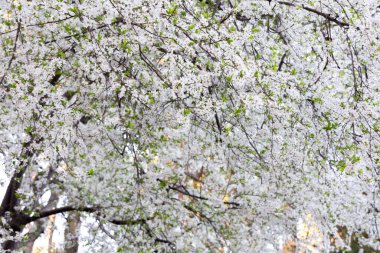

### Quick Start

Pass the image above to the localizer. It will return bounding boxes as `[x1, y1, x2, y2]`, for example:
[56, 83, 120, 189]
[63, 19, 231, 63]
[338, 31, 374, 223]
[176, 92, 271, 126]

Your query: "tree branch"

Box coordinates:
[278, 1, 349, 27]
[0, 22, 21, 86]
[158, 179, 241, 206]
[0, 144, 34, 217]
[44, 17, 125, 44]
[28, 205, 151, 227]
[28, 206, 95, 223]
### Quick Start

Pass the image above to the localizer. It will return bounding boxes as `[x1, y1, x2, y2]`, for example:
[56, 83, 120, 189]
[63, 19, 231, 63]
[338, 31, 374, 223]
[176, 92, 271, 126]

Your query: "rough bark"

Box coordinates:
[63, 212, 81, 253]
[0, 145, 34, 252]
[23, 219, 44, 253]
[22, 169, 59, 253]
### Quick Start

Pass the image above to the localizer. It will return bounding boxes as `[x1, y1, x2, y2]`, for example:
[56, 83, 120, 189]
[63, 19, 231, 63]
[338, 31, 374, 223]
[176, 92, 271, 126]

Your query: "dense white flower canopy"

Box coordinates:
[0, 0, 380, 252]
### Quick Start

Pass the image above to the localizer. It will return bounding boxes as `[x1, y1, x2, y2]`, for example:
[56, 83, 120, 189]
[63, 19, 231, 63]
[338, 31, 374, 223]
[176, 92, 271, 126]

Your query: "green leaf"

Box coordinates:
[126, 121, 135, 129]
[336, 160, 346, 172]
[24, 126, 34, 134]
[159, 180, 167, 189]
[183, 108, 191, 116]
[311, 97, 322, 103]
[350, 155, 360, 164]
[160, 135, 169, 142]
[226, 38, 233, 44]
[88, 168, 94, 176]
[57, 51, 66, 58]
[68, 6, 81, 17]
[252, 27, 260, 33]
[166, 3, 178, 15]
[94, 14, 105, 22]
[27, 86, 34, 93]
[323, 120, 337, 131]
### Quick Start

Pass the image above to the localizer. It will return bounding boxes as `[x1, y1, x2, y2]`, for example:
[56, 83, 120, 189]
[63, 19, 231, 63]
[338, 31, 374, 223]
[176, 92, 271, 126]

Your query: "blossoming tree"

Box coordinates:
[1, 0, 380, 252]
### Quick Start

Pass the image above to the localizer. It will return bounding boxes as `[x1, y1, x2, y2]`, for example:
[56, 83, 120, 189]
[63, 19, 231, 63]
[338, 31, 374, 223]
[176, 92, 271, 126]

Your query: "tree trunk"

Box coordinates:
[46, 213, 56, 253]
[23, 219, 45, 253]
[64, 212, 81, 253]
[1, 145, 34, 251]
[23, 168, 60, 253]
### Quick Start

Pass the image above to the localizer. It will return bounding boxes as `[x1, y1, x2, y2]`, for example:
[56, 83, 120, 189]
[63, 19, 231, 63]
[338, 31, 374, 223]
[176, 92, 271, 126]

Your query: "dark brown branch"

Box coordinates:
[169, 184, 208, 200]
[236, 12, 250, 22]
[27, 15, 75, 28]
[220, 11, 233, 23]
[48, 69, 62, 86]
[110, 218, 149, 226]
[138, 44, 165, 82]
[214, 113, 222, 136]
[27, 206, 95, 223]
[0, 144, 33, 217]
[278, 52, 286, 72]
[155, 238, 175, 246]
[0, 22, 21, 86]
[158, 179, 241, 206]
[278, 1, 349, 27]
[29, 205, 152, 226]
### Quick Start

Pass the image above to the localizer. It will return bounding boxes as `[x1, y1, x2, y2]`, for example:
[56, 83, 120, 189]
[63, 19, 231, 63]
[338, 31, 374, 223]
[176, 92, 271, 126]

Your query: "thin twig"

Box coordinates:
[0, 22, 21, 86]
